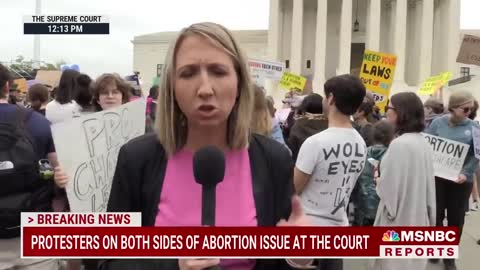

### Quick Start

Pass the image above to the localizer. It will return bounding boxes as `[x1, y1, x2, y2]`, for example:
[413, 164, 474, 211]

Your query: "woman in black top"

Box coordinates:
[103, 22, 309, 270]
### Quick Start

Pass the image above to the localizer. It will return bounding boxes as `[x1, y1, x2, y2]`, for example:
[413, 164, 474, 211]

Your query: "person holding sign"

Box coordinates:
[103, 22, 309, 270]
[426, 91, 479, 270]
[371, 93, 436, 270]
[54, 74, 132, 189]
[53, 74, 132, 270]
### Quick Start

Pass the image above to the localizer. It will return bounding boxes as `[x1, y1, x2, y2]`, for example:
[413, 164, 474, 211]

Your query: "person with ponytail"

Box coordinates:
[45, 69, 81, 124]
[27, 84, 50, 115]
[73, 74, 95, 115]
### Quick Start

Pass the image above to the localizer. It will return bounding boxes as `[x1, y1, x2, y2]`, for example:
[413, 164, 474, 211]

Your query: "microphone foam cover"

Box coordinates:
[193, 146, 225, 187]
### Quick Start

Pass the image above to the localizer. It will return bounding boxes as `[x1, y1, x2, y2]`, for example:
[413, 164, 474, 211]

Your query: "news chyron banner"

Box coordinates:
[23, 15, 109, 35]
[21, 213, 459, 259]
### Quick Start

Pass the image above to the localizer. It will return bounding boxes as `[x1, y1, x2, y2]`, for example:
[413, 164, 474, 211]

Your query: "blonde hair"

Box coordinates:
[251, 84, 272, 136]
[155, 22, 254, 157]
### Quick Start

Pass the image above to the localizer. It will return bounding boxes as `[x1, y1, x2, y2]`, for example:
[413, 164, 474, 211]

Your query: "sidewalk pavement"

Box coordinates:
[344, 211, 480, 270]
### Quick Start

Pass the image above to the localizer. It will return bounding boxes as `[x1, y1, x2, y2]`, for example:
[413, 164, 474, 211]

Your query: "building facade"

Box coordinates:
[268, 0, 461, 96]
[132, 30, 268, 94]
[133, 0, 479, 104]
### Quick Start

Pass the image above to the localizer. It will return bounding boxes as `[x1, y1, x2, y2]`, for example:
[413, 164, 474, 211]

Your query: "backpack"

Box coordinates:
[0, 108, 52, 238]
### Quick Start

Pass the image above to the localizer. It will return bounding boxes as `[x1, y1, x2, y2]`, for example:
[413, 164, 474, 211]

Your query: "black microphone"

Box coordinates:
[193, 146, 225, 226]
[193, 146, 225, 270]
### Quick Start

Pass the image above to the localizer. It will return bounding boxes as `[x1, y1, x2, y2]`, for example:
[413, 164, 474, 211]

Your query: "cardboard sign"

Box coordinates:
[279, 72, 307, 91]
[423, 133, 469, 181]
[248, 59, 284, 87]
[51, 99, 146, 212]
[359, 50, 397, 113]
[35, 70, 62, 88]
[275, 108, 291, 123]
[13, 78, 28, 93]
[418, 72, 452, 96]
[456, 34, 480, 66]
[472, 126, 480, 160]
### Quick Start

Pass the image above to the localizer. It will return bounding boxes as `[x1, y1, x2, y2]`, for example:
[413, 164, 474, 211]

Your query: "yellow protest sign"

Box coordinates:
[418, 72, 452, 96]
[359, 50, 397, 113]
[279, 72, 307, 92]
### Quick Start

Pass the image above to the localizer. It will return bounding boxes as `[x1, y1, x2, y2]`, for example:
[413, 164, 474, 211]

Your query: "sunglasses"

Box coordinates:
[457, 107, 472, 113]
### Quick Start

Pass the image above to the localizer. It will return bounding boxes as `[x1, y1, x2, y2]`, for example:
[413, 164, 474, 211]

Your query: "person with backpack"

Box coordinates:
[0, 64, 59, 269]
[351, 120, 394, 226]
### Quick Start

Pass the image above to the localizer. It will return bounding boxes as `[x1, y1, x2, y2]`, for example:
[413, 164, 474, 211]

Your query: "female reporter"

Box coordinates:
[102, 22, 306, 270]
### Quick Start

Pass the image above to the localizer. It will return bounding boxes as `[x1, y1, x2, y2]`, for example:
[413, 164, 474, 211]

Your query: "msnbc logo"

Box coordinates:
[382, 230, 400, 242]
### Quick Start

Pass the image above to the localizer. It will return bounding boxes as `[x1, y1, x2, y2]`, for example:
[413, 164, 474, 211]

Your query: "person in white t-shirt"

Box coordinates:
[46, 70, 82, 124]
[294, 74, 367, 270]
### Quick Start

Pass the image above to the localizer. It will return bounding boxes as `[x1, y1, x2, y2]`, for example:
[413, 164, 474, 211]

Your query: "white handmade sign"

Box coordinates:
[52, 99, 146, 212]
[248, 58, 284, 87]
[472, 126, 480, 160]
[423, 133, 469, 181]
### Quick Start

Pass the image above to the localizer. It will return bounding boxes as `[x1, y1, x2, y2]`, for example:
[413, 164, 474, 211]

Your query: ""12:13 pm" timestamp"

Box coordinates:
[24, 22, 109, 35]
[48, 24, 83, 33]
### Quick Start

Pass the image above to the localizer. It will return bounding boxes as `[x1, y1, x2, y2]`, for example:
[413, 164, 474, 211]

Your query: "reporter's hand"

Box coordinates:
[54, 166, 69, 188]
[277, 196, 311, 227]
[278, 197, 314, 269]
[178, 258, 220, 270]
[457, 174, 467, 184]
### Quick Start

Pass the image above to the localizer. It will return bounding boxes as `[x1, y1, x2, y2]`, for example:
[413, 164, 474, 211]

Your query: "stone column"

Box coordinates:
[313, 0, 328, 92]
[337, 0, 353, 75]
[366, 0, 381, 51]
[290, 0, 304, 74]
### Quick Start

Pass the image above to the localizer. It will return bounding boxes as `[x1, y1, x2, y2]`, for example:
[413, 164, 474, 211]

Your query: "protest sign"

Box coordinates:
[418, 72, 452, 96]
[248, 59, 284, 87]
[472, 126, 480, 160]
[359, 50, 397, 113]
[456, 34, 480, 66]
[279, 72, 307, 91]
[275, 108, 291, 123]
[423, 133, 469, 181]
[51, 99, 146, 212]
[35, 70, 61, 88]
[125, 74, 140, 90]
